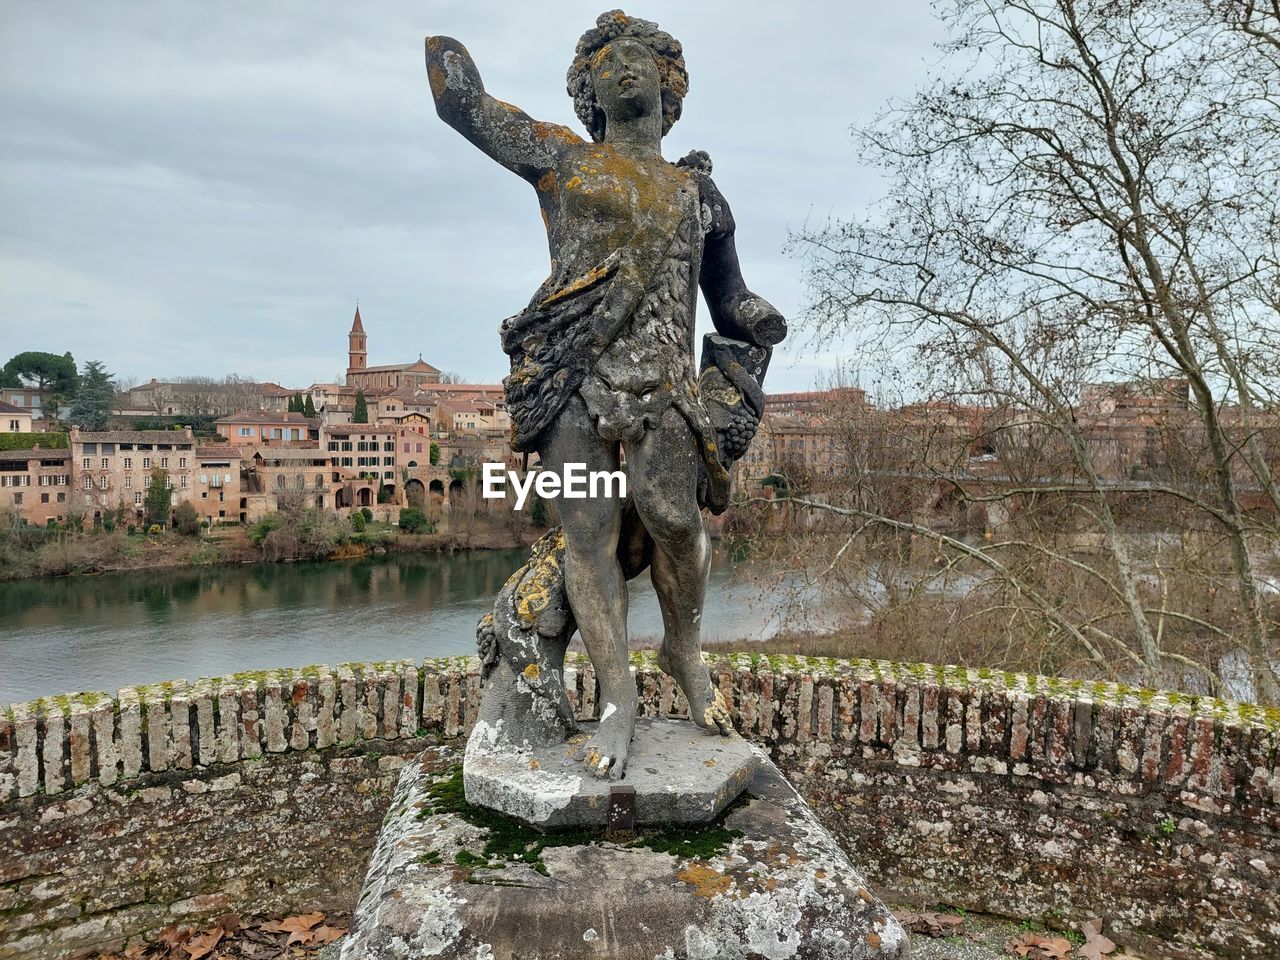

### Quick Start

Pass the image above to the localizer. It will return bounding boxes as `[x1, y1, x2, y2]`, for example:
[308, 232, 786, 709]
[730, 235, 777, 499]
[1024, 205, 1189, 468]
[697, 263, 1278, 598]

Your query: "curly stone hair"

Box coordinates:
[566, 10, 688, 143]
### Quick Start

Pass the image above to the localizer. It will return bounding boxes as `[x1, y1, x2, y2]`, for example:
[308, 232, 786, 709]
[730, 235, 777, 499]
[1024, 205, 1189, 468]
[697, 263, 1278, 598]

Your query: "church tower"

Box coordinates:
[347, 305, 367, 381]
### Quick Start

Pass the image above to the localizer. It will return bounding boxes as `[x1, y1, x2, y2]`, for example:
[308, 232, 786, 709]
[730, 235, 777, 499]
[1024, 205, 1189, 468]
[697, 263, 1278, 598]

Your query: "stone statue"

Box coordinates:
[427, 10, 785, 782]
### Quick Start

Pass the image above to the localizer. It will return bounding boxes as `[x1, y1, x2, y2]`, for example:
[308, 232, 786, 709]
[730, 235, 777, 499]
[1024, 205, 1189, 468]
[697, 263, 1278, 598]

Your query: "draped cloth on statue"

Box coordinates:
[499, 173, 731, 508]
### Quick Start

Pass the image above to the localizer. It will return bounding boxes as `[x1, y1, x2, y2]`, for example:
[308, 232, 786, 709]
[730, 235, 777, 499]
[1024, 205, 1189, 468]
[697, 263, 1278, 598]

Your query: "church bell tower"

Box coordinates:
[347, 305, 367, 381]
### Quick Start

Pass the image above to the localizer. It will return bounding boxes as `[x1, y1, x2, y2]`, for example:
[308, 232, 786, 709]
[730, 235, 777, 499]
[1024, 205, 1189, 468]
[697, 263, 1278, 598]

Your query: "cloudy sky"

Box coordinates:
[0, 2, 944, 392]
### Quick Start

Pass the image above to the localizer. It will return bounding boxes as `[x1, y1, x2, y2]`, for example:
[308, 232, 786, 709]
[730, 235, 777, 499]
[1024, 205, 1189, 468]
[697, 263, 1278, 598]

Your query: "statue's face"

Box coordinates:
[591, 38, 661, 131]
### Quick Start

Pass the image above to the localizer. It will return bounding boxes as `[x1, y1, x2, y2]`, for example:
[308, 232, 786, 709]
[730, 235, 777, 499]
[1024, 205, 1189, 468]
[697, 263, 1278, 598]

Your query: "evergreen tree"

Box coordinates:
[353, 389, 368, 423]
[68, 360, 115, 430]
[291, 392, 304, 413]
[2, 351, 78, 406]
[303, 394, 317, 418]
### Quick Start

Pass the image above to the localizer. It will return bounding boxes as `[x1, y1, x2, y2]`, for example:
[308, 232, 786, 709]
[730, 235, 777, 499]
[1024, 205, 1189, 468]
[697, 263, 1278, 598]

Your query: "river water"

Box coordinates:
[0, 549, 826, 705]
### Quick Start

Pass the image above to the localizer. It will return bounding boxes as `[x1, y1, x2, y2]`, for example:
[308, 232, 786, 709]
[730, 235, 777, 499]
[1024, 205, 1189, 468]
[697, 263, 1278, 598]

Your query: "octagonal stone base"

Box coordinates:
[463, 716, 758, 829]
[339, 749, 910, 960]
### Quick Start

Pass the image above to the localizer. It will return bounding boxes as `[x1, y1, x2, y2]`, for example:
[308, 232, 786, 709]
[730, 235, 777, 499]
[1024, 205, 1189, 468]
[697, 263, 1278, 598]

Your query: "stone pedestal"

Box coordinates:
[339, 747, 910, 960]
[463, 717, 760, 829]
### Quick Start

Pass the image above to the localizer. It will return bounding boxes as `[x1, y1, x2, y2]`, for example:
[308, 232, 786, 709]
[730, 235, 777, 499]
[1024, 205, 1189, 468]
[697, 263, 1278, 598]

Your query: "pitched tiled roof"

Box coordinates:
[322, 424, 394, 436]
[72, 430, 195, 444]
[215, 411, 311, 425]
[0, 448, 70, 463]
[196, 445, 240, 459]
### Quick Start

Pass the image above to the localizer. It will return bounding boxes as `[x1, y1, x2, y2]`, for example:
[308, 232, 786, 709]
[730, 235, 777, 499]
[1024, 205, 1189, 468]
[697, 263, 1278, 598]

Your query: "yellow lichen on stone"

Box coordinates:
[428, 64, 447, 97]
[676, 862, 732, 899]
[523, 663, 541, 681]
[539, 262, 614, 307]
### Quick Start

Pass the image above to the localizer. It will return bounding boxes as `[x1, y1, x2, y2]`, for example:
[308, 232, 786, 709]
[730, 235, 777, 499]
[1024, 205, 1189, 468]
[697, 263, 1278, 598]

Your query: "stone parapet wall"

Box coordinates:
[706, 658, 1280, 960]
[2, 655, 1278, 959]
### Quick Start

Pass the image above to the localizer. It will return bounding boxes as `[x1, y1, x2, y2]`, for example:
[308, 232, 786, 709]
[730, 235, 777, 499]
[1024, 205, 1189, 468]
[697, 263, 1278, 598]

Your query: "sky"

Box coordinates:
[0, 1, 946, 393]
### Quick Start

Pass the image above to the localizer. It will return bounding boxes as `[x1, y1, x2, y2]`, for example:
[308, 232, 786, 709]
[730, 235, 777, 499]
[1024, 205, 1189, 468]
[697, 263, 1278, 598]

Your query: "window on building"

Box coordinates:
[224, 474, 231, 484]
[13, 493, 21, 505]
[82, 457, 91, 470]
[57, 492, 65, 502]
[7, 420, 16, 431]
[101, 457, 109, 469]
[83, 476, 93, 490]
[134, 492, 143, 506]
[315, 475, 324, 488]
[123, 457, 132, 469]
[160, 457, 169, 469]
[200, 474, 207, 484]
[201, 491, 208, 499]
[239, 427, 253, 437]
[416, 443, 423, 453]
[180, 475, 188, 488]
[124, 476, 132, 489]
[144, 475, 152, 489]
[56, 475, 66, 486]
[41, 493, 49, 503]
[143, 457, 151, 469]
[276, 475, 285, 490]
[99, 476, 108, 490]
[179, 457, 187, 468]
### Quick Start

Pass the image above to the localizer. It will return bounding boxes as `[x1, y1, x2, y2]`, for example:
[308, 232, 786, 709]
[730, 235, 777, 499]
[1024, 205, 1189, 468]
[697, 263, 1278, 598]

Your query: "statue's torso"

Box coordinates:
[536, 143, 704, 401]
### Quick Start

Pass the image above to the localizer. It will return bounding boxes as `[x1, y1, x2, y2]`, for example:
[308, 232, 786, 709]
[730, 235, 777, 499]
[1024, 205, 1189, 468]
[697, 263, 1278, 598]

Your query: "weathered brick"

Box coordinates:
[41, 705, 67, 795]
[921, 683, 941, 751]
[116, 688, 142, 780]
[170, 682, 193, 771]
[214, 682, 240, 764]
[398, 661, 419, 738]
[263, 673, 287, 753]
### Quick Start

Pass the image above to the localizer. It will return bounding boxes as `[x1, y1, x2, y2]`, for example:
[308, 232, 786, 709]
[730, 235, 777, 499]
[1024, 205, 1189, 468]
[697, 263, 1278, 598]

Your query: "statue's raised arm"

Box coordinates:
[425, 35, 581, 182]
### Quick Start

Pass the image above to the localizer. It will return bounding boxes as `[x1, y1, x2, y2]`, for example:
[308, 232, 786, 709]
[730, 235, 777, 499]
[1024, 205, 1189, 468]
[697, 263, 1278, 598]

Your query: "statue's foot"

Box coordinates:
[572, 699, 637, 780]
[657, 643, 733, 737]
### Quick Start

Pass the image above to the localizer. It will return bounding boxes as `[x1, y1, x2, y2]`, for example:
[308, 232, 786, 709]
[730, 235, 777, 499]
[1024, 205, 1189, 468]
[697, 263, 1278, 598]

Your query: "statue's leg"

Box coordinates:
[540, 395, 637, 779]
[628, 407, 732, 735]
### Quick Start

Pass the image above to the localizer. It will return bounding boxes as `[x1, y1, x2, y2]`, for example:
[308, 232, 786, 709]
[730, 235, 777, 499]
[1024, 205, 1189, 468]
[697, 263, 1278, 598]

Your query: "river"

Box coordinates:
[0, 549, 829, 705]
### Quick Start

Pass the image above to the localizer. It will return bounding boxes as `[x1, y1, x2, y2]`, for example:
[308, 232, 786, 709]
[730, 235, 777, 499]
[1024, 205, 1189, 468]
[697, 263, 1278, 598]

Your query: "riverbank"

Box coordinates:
[0, 516, 541, 582]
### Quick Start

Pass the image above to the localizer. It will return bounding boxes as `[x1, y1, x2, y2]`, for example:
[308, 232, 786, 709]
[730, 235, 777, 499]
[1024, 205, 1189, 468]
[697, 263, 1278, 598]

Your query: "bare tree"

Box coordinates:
[791, 0, 1280, 703]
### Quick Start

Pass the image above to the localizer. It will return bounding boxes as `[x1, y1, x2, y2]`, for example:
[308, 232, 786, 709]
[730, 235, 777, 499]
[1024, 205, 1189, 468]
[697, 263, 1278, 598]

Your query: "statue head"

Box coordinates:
[567, 10, 688, 143]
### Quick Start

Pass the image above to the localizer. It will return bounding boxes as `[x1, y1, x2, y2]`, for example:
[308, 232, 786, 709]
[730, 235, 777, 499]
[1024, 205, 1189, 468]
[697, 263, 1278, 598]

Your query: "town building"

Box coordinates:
[68, 427, 198, 524]
[241, 447, 332, 520]
[0, 387, 48, 422]
[215, 411, 312, 445]
[0, 444, 72, 526]
[118, 379, 297, 417]
[345, 306, 442, 391]
[0, 400, 33, 433]
[194, 445, 242, 525]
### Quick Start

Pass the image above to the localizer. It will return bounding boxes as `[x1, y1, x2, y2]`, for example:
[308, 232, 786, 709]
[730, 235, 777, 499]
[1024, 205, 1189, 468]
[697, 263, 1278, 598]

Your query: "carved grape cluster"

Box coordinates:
[719, 408, 760, 461]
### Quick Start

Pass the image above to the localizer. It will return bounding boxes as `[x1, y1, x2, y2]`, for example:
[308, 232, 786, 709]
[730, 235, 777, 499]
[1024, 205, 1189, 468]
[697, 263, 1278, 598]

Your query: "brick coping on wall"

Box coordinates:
[2, 654, 1277, 804]
[2, 654, 1278, 959]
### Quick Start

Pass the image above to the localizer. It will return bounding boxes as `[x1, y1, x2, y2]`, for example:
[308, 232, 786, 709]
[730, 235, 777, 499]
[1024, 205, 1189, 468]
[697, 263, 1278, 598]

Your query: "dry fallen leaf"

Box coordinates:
[1078, 918, 1117, 960]
[183, 925, 224, 960]
[1009, 931, 1073, 959]
[311, 926, 346, 946]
